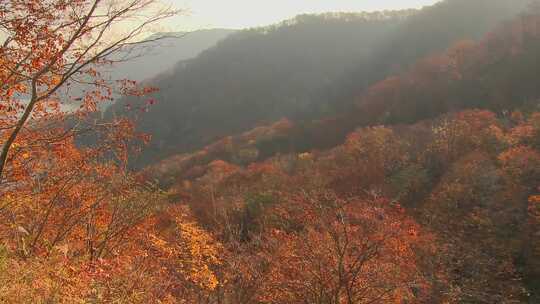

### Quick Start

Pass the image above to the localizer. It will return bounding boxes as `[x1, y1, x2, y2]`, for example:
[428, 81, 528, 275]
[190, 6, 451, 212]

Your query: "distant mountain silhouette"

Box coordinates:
[108, 29, 237, 83]
[58, 29, 235, 111]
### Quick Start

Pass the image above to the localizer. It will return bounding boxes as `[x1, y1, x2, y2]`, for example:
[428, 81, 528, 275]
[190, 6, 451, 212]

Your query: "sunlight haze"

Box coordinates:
[168, 0, 443, 30]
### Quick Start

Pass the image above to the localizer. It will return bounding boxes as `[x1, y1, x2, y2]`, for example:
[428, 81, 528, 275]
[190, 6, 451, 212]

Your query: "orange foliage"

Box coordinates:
[257, 192, 432, 304]
[498, 146, 540, 184]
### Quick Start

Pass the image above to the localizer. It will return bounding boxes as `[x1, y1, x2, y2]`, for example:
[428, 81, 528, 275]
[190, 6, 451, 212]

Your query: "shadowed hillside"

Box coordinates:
[107, 0, 528, 168]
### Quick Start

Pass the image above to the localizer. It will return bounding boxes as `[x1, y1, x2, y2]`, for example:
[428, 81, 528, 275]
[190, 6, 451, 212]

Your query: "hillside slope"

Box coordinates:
[107, 0, 528, 168]
[107, 11, 411, 166]
[147, 8, 540, 301]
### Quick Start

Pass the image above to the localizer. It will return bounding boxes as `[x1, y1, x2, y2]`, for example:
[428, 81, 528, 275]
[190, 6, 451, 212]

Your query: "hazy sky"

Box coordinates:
[167, 0, 442, 30]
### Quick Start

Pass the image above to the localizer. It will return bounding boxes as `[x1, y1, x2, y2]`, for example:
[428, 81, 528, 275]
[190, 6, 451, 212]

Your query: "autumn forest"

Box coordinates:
[1, 0, 540, 303]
